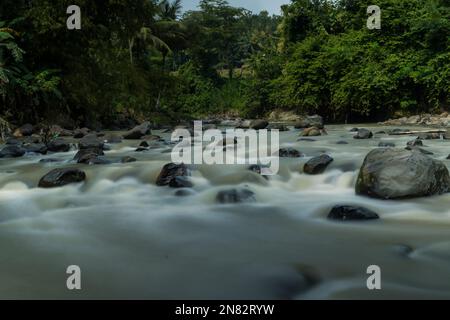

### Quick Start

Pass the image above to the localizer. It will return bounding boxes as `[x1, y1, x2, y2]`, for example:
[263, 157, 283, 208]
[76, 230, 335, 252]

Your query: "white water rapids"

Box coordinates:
[1, 125, 450, 299]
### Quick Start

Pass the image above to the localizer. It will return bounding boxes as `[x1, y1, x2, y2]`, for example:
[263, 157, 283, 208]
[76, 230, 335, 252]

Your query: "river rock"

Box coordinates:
[13, 123, 34, 137]
[295, 115, 324, 129]
[169, 176, 193, 188]
[6, 138, 22, 145]
[353, 128, 373, 139]
[418, 132, 440, 140]
[349, 128, 359, 132]
[304, 154, 334, 174]
[24, 143, 47, 155]
[405, 146, 433, 155]
[74, 148, 104, 163]
[156, 163, 190, 186]
[79, 134, 104, 150]
[336, 140, 348, 145]
[38, 168, 86, 188]
[378, 142, 396, 147]
[47, 138, 71, 152]
[123, 121, 151, 139]
[73, 127, 90, 138]
[267, 124, 289, 131]
[300, 127, 321, 137]
[277, 147, 304, 158]
[0, 145, 26, 158]
[104, 134, 123, 144]
[50, 125, 73, 137]
[250, 120, 269, 130]
[355, 148, 450, 199]
[328, 205, 379, 221]
[216, 188, 256, 204]
[407, 139, 423, 147]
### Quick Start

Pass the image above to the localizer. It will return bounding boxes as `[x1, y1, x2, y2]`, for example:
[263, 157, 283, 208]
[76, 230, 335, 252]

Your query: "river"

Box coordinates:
[1, 124, 450, 299]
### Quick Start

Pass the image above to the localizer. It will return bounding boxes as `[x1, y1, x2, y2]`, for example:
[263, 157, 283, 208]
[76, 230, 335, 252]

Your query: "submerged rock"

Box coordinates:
[38, 168, 86, 188]
[336, 140, 348, 145]
[216, 188, 256, 204]
[121, 156, 137, 163]
[407, 139, 423, 147]
[123, 121, 151, 139]
[378, 142, 395, 147]
[276, 147, 304, 158]
[353, 128, 373, 139]
[74, 148, 104, 164]
[267, 124, 289, 131]
[24, 143, 47, 155]
[328, 205, 379, 221]
[156, 163, 190, 186]
[304, 154, 334, 174]
[0, 145, 26, 158]
[104, 134, 123, 144]
[356, 148, 450, 199]
[405, 146, 433, 155]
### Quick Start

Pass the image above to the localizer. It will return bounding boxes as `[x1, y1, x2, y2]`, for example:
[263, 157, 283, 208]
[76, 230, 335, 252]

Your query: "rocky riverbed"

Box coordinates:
[2, 121, 450, 299]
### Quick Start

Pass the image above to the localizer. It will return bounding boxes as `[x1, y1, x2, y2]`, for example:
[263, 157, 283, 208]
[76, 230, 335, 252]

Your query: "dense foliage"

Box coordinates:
[0, 0, 448, 126]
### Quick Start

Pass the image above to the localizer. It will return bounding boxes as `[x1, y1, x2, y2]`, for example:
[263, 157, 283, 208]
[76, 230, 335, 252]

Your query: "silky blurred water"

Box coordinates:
[1, 124, 450, 299]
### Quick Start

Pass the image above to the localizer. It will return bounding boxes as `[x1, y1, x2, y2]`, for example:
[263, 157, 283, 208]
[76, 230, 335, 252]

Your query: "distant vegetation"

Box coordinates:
[0, 0, 448, 127]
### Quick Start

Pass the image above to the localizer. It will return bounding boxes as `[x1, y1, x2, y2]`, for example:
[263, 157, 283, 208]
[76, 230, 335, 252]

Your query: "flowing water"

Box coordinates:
[1, 124, 450, 299]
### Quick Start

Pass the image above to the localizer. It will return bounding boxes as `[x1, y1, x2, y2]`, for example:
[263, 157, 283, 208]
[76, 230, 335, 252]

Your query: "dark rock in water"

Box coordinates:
[353, 128, 373, 139]
[216, 188, 256, 204]
[277, 147, 304, 158]
[298, 138, 316, 142]
[169, 176, 193, 188]
[47, 138, 71, 153]
[135, 147, 149, 152]
[104, 134, 123, 144]
[0, 145, 26, 158]
[407, 139, 423, 147]
[375, 131, 386, 134]
[250, 119, 269, 130]
[378, 142, 396, 147]
[39, 158, 61, 163]
[123, 121, 151, 139]
[121, 156, 137, 163]
[336, 140, 348, 145]
[304, 154, 334, 174]
[50, 125, 73, 137]
[139, 141, 150, 148]
[38, 168, 86, 188]
[79, 134, 104, 150]
[328, 205, 379, 221]
[156, 163, 190, 186]
[24, 143, 47, 155]
[24, 135, 42, 144]
[349, 128, 359, 132]
[85, 157, 111, 165]
[6, 138, 22, 145]
[295, 115, 324, 129]
[390, 128, 410, 134]
[175, 189, 196, 197]
[73, 127, 90, 138]
[356, 148, 450, 199]
[13, 123, 34, 137]
[74, 148, 104, 163]
[405, 146, 433, 155]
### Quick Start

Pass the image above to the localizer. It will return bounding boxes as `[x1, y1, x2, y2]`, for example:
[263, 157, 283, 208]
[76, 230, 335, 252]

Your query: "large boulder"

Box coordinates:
[353, 128, 373, 139]
[47, 138, 71, 153]
[38, 168, 86, 188]
[156, 163, 190, 186]
[250, 120, 269, 130]
[295, 115, 324, 129]
[356, 148, 450, 199]
[74, 148, 104, 163]
[73, 127, 90, 138]
[0, 145, 26, 158]
[123, 122, 151, 139]
[78, 134, 104, 150]
[304, 154, 334, 174]
[23, 143, 47, 155]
